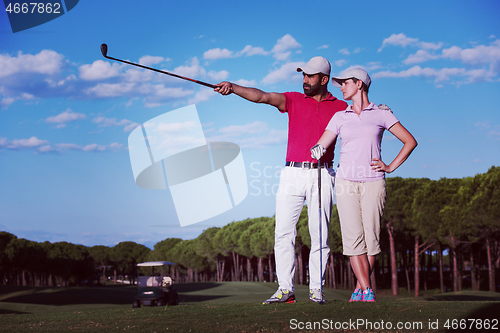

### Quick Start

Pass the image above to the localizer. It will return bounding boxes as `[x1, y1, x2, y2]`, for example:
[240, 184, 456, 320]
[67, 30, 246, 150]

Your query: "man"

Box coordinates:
[215, 57, 347, 303]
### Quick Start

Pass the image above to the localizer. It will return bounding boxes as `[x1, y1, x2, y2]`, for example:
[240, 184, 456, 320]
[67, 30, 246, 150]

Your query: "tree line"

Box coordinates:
[1, 166, 498, 296]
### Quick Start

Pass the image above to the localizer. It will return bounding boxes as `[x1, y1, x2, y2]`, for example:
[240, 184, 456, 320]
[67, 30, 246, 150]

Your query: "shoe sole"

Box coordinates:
[262, 296, 296, 304]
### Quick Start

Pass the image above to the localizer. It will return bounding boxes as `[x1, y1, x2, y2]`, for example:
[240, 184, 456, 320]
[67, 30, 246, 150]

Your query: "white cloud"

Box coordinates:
[187, 89, 215, 105]
[0, 50, 65, 77]
[203, 48, 233, 60]
[142, 85, 194, 103]
[124, 123, 140, 132]
[204, 45, 268, 61]
[272, 34, 301, 60]
[173, 57, 206, 78]
[374, 38, 500, 84]
[379, 33, 443, 52]
[237, 45, 269, 57]
[335, 60, 346, 67]
[123, 68, 156, 83]
[0, 134, 125, 153]
[475, 121, 490, 129]
[262, 61, 304, 85]
[79, 60, 122, 81]
[82, 144, 106, 152]
[442, 40, 500, 71]
[55, 142, 125, 152]
[339, 48, 350, 55]
[45, 109, 86, 125]
[45, 74, 77, 88]
[404, 50, 440, 64]
[273, 51, 291, 61]
[139, 55, 169, 66]
[93, 116, 132, 127]
[207, 70, 229, 81]
[272, 34, 301, 54]
[488, 130, 500, 139]
[419, 41, 443, 50]
[378, 33, 419, 52]
[234, 79, 257, 87]
[55, 143, 82, 150]
[0, 97, 15, 107]
[373, 65, 466, 82]
[317, 45, 329, 50]
[7, 136, 48, 149]
[85, 82, 136, 97]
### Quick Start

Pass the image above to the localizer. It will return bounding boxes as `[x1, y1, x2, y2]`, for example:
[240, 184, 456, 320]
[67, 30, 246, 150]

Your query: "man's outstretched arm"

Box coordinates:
[215, 82, 286, 112]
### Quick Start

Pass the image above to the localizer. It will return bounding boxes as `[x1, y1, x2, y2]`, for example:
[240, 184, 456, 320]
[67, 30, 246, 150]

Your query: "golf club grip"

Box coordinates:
[104, 55, 216, 89]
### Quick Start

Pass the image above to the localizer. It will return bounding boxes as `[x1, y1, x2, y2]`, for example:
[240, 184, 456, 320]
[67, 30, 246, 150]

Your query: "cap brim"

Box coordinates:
[297, 66, 317, 75]
[331, 77, 348, 88]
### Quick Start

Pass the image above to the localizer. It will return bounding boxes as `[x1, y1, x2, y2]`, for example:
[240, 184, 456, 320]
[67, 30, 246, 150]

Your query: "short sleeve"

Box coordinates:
[281, 92, 295, 114]
[325, 112, 341, 135]
[382, 109, 399, 130]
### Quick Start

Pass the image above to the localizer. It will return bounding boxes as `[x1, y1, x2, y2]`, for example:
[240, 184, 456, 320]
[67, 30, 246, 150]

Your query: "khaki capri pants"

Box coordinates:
[334, 177, 386, 256]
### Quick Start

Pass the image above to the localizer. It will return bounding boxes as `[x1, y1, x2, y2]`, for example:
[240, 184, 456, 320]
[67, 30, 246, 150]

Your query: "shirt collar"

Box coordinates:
[304, 92, 337, 102]
[345, 102, 376, 113]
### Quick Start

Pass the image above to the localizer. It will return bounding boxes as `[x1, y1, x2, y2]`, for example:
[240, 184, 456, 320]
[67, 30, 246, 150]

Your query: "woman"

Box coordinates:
[311, 68, 417, 302]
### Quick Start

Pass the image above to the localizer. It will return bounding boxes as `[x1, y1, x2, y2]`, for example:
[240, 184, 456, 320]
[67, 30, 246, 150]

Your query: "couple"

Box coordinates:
[214, 56, 417, 304]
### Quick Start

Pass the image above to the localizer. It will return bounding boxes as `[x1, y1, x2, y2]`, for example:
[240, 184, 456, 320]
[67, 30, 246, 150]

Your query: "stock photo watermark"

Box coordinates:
[289, 318, 498, 331]
[128, 104, 248, 227]
[3, 0, 80, 33]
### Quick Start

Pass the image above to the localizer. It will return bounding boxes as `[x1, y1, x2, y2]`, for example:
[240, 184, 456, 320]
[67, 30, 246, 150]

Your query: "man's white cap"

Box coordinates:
[331, 68, 371, 88]
[297, 56, 331, 76]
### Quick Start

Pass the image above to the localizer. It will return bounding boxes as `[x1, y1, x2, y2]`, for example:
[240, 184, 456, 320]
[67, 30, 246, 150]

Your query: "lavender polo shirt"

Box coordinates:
[326, 103, 399, 182]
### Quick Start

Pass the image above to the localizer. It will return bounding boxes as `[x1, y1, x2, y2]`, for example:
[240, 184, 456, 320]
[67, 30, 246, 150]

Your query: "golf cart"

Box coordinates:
[133, 261, 178, 308]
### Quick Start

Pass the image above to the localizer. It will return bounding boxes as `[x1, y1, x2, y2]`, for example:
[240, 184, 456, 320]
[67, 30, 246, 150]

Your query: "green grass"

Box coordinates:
[0, 283, 499, 332]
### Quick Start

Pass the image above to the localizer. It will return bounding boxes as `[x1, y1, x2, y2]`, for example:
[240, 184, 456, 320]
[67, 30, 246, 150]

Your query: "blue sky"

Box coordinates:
[1, 0, 499, 249]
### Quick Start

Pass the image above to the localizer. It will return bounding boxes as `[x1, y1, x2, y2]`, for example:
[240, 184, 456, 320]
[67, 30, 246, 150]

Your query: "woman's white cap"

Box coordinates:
[331, 68, 371, 88]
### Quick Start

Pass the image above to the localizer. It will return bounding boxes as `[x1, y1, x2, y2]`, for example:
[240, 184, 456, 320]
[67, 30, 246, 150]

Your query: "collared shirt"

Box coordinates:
[326, 103, 399, 181]
[282, 92, 347, 163]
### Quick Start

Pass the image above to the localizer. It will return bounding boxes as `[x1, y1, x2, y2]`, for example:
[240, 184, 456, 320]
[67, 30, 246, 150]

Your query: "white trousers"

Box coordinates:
[274, 166, 335, 291]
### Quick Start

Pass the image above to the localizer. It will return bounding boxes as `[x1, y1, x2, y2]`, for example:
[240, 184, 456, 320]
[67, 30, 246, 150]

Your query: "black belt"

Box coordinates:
[285, 161, 331, 169]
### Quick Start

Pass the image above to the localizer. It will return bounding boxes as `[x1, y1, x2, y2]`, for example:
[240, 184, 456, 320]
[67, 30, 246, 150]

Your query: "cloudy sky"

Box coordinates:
[1, 0, 499, 248]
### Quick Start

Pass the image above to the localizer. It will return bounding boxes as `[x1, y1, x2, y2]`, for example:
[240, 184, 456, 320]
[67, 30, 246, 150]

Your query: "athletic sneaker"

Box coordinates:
[349, 288, 363, 302]
[362, 287, 376, 302]
[262, 288, 296, 304]
[309, 289, 325, 303]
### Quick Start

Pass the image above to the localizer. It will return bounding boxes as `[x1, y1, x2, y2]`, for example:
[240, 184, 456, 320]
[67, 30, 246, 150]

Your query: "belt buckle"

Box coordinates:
[302, 162, 310, 170]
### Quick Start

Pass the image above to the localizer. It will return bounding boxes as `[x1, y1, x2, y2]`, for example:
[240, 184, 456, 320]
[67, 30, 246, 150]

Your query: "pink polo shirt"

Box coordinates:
[326, 103, 399, 182]
[282, 92, 347, 163]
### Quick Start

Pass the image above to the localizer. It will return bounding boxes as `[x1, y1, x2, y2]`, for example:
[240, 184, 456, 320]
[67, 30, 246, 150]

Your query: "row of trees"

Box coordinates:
[0, 234, 151, 287]
[1, 167, 498, 296]
[383, 166, 499, 295]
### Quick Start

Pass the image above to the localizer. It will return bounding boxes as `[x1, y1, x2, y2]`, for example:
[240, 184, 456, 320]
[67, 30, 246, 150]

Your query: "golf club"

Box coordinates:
[317, 159, 325, 305]
[100, 44, 217, 89]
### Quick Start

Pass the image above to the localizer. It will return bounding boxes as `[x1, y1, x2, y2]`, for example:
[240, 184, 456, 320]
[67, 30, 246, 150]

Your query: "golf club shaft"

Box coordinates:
[100, 44, 216, 89]
[318, 159, 323, 302]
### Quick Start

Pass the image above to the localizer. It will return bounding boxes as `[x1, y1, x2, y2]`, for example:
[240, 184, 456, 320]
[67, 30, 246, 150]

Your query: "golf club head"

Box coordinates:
[100, 44, 108, 57]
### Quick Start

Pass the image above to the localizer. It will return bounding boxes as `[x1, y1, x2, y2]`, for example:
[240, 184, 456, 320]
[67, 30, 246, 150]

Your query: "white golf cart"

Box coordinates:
[133, 261, 178, 308]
